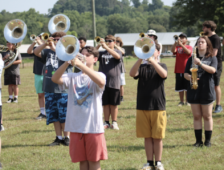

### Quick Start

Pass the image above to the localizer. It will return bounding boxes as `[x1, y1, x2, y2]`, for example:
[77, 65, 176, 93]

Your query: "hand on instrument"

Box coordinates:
[47, 38, 56, 51]
[35, 37, 42, 45]
[177, 38, 183, 46]
[194, 58, 201, 65]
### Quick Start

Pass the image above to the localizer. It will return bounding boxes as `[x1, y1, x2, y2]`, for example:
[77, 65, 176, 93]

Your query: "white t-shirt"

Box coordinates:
[61, 71, 106, 134]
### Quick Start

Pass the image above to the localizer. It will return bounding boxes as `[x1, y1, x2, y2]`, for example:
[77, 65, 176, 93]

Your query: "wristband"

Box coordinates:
[199, 62, 203, 67]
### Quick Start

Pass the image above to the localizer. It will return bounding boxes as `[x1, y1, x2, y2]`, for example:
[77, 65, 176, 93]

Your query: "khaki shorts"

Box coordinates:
[136, 110, 167, 139]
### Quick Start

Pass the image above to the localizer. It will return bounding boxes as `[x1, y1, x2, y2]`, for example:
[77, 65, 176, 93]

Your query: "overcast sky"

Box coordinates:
[0, 0, 175, 14]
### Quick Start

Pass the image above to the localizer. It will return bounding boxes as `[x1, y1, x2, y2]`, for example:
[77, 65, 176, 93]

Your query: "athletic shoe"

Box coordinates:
[155, 162, 165, 170]
[6, 98, 13, 103]
[0, 125, 4, 131]
[185, 102, 190, 106]
[204, 141, 211, 147]
[61, 137, 70, 146]
[177, 102, 184, 106]
[36, 113, 47, 120]
[48, 137, 62, 146]
[213, 105, 223, 113]
[110, 121, 119, 130]
[140, 163, 154, 170]
[193, 141, 203, 147]
[103, 122, 110, 129]
[13, 98, 18, 103]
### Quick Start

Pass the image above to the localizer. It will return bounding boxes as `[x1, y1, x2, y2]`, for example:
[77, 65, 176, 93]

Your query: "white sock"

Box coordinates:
[40, 107, 46, 115]
[9, 95, 13, 99]
[14, 96, 18, 99]
[57, 136, 63, 140]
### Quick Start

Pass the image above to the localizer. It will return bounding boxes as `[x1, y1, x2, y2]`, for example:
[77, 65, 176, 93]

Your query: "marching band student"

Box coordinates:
[52, 46, 107, 170]
[184, 36, 217, 147]
[171, 33, 192, 106]
[3, 42, 22, 103]
[202, 21, 223, 113]
[27, 35, 46, 120]
[115, 37, 126, 102]
[34, 32, 73, 146]
[0, 53, 3, 168]
[79, 37, 87, 50]
[98, 35, 122, 130]
[130, 43, 167, 170]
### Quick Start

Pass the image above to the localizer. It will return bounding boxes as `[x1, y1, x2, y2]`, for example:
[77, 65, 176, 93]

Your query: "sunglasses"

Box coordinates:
[105, 40, 114, 43]
[116, 41, 120, 43]
[148, 35, 153, 37]
[54, 38, 60, 41]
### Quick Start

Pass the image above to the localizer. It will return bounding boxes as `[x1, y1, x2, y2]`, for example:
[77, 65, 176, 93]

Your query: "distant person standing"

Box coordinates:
[171, 33, 192, 106]
[202, 20, 223, 113]
[79, 37, 87, 50]
[115, 37, 126, 102]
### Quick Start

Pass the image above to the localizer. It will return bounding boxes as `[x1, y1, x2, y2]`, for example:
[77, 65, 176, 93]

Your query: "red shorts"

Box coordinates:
[69, 133, 108, 163]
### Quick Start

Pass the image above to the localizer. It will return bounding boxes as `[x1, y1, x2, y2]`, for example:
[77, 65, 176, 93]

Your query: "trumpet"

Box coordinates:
[200, 32, 205, 36]
[41, 33, 50, 41]
[174, 35, 178, 42]
[139, 32, 145, 38]
[190, 47, 198, 90]
[94, 36, 104, 45]
[30, 34, 37, 42]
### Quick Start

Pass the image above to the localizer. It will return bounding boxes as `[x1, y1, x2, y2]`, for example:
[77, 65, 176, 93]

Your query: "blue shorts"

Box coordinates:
[45, 93, 68, 125]
[34, 74, 44, 94]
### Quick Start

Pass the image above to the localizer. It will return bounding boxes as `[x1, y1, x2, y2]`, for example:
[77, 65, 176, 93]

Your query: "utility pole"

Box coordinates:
[92, 0, 96, 47]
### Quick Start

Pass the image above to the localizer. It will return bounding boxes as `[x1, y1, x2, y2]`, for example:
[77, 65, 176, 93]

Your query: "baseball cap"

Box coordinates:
[179, 33, 187, 38]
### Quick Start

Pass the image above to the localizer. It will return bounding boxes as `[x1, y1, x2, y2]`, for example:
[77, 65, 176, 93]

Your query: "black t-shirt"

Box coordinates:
[185, 56, 217, 102]
[3, 49, 22, 76]
[32, 47, 44, 75]
[98, 49, 122, 89]
[209, 34, 222, 66]
[134, 63, 167, 110]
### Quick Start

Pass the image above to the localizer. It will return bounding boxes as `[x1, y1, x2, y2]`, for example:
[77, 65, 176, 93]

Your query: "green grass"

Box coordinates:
[1, 58, 224, 170]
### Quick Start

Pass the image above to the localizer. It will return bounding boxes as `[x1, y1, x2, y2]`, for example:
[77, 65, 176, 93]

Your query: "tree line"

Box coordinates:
[0, 0, 223, 45]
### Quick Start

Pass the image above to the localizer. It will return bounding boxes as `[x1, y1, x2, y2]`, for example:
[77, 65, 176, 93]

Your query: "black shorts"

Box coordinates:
[175, 73, 188, 91]
[214, 64, 222, 86]
[4, 74, 21, 85]
[102, 86, 120, 106]
[188, 99, 214, 105]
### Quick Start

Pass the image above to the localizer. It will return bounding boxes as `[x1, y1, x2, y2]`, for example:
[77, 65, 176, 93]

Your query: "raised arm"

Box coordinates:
[129, 59, 142, 77]
[149, 58, 167, 78]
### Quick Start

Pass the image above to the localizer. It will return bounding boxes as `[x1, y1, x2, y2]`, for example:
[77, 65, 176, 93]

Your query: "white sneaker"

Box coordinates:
[155, 162, 165, 170]
[103, 122, 110, 129]
[110, 121, 119, 130]
[0, 125, 4, 131]
[6, 98, 13, 103]
[140, 163, 154, 170]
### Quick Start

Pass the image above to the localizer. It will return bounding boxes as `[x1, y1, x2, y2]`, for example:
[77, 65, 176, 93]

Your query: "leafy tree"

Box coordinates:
[131, 0, 141, 8]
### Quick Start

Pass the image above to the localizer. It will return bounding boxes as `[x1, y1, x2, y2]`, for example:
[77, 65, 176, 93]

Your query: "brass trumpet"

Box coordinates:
[174, 35, 178, 42]
[200, 32, 205, 36]
[139, 32, 145, 38]
[94, 36, 103, 44]
[30, 34, 36, 42]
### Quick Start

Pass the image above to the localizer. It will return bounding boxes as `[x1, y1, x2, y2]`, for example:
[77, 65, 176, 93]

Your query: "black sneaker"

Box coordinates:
[61, 137, 70, 146]
[6, 98, 13, 103]
[213, 105, 223, 113]
[13, 98, 18, 103]
[48, 137, 62, 146]
[36, 113, 47, 120]
[204, 141, 211, 147]
[193, 141, 203, 147]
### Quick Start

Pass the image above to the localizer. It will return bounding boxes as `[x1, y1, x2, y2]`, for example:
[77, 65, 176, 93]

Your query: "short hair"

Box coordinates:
[79, 37, 87, 42]
[155, 42, 160, 52]
[196, 36, 213, 58]
[51, 32, 66, 38]
[116, 37, 123, 47]
[202, 21, 217, 31]
[80, 46, 99, 58]
[105, 35, 116, 42]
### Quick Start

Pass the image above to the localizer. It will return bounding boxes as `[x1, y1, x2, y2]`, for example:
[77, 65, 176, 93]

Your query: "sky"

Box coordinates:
[0, 0, 175, 14]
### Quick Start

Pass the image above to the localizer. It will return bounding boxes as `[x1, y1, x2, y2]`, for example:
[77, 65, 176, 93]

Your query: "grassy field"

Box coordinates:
[1, 57, 224, 170]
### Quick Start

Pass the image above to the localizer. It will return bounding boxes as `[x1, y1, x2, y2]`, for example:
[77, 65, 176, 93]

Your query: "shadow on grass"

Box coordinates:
[117, 115, 136, 119]
[2, 144, 48, 148]
[166, 127, 193, 133]
[212, 114, 224, 118]
[119, 107, 136, 110]
[21, 130, 54, 134]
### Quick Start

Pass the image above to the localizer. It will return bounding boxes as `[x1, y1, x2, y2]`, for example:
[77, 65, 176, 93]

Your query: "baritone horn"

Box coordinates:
[48, 14, 70, 34]
[134, 37, 155, 60]
[56, 35, 86, 70]
[2, 19, 27, 69]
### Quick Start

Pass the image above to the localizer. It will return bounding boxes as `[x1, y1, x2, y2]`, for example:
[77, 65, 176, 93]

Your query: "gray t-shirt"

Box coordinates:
[98, 49, 122, 89]
[3, 50, 22, 76]
[39, 49, 73, 93]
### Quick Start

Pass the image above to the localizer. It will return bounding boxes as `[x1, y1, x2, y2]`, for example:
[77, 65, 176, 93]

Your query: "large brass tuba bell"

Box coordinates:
[48, 14, 70, 34]
[134, 37, 155, 60]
